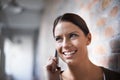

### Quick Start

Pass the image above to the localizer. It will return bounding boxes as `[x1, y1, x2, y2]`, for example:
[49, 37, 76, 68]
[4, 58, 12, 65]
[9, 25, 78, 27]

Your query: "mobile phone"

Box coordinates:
[55, 50, 59, 65]
[55, 50, 61, 71]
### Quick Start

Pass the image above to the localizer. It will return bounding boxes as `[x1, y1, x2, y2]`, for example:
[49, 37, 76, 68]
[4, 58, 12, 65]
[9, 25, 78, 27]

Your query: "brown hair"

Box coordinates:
[53, 13, 90, 37]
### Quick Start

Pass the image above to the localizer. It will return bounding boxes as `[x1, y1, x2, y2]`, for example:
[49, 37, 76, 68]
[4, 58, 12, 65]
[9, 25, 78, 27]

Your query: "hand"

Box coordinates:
[45, 56, 61, 80]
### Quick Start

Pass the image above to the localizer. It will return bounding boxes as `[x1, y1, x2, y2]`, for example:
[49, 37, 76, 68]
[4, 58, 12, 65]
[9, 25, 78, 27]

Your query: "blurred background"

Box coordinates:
[0, 0, 120, 80]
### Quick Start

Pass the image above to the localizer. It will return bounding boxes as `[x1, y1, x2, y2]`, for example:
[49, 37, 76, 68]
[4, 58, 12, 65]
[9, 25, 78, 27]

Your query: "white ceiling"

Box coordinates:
[1, 0, 45, 30]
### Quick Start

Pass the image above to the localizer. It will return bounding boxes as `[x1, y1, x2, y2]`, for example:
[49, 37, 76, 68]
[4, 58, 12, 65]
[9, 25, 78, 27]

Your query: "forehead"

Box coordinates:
[54, 21, 82, 36]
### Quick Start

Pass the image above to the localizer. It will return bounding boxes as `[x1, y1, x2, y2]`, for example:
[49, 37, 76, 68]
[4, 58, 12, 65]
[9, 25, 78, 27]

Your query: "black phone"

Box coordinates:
[55, 50, 58, 57]
[55, 50, 59, 65]
[55, 50, 61, 70]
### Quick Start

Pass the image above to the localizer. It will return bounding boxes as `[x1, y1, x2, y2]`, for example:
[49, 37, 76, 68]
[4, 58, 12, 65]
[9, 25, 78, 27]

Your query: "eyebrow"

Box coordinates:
[69, 31, 79, 34]
[55, 31, 79, 37]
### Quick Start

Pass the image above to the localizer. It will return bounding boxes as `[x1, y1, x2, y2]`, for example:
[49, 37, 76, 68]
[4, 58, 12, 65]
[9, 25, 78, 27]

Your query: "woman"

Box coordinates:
[45, 13, 120, 80]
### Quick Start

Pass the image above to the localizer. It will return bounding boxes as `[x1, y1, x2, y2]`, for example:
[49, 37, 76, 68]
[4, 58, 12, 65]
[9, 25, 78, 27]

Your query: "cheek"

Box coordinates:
[55, 43, 62, 52]
[72, 40, 81, 46]
[73, 39, 86, 48]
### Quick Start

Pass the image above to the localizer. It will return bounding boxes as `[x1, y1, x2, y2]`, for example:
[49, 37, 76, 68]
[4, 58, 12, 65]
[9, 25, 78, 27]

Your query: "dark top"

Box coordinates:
[60, 67, 120, 80]
[101, 67, 120, 80]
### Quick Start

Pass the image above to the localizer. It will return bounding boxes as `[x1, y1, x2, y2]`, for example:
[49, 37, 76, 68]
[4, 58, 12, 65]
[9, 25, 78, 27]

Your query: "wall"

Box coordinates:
[38, 0, 120, 79]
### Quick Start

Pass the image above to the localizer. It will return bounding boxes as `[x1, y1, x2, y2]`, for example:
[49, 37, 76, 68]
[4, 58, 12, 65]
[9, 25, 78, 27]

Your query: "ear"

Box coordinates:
[86, 33, 91, 45]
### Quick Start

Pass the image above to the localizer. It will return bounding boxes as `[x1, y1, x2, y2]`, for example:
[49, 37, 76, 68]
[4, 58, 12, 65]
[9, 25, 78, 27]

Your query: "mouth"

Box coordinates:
[63, 50, 77, 58]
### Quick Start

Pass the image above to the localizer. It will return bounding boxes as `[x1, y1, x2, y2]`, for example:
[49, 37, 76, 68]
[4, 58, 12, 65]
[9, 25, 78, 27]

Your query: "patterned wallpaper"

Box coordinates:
[38, 0, 120, 79]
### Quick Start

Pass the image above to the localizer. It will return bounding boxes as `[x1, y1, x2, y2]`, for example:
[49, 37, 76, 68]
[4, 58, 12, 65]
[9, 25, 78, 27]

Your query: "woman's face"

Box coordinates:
[54, 21, 91, 65]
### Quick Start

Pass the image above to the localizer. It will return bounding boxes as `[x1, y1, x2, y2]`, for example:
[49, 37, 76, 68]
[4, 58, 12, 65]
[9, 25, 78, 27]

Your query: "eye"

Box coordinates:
[69, 33, 79, 39]
[55, 37, 63, 43]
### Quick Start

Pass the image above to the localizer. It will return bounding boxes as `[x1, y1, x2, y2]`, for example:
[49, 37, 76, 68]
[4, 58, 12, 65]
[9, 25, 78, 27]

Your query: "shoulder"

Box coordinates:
[101, 67, 120, 80]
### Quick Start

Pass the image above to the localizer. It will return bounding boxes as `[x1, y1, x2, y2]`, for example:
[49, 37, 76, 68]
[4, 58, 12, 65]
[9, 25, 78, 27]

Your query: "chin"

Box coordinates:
[65, 59, 74, 65]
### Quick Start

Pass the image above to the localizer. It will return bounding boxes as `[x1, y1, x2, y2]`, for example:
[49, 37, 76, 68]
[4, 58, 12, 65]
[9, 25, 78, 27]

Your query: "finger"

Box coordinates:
[48, 57, 57, 66]
[46, 57, 58, 72]
[56, 66, 61, 70]
[56, 67, 61, 75]
[51, 58, 58, 72]
[48, 56, 53, 60]
[52, 57, 58, 64]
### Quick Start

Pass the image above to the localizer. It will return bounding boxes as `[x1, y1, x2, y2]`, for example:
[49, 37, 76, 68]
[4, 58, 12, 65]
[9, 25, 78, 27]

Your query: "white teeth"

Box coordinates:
[64, 51, 75, 55]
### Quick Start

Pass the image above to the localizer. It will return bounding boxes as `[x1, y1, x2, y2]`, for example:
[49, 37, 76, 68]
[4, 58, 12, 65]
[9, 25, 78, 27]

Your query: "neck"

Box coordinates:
[63, 58, 103, 80]
[67, 58, 93, 76]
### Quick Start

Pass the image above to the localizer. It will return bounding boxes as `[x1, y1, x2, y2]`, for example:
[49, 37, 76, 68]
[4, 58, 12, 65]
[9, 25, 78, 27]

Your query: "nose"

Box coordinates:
[62, 39, 72, 49]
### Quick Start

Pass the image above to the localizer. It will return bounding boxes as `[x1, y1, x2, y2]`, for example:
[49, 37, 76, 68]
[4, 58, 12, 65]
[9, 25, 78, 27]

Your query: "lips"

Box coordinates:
[64, 51, 75, 55]
[63, 50, 77, 58]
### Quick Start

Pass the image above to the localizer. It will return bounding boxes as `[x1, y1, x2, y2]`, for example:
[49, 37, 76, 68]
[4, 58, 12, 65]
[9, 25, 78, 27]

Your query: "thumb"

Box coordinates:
[56, 66, 61, 73]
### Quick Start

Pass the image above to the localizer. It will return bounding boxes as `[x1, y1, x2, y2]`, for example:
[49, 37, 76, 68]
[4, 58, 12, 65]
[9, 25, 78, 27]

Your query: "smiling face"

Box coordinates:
[54, 21, 91, 65]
